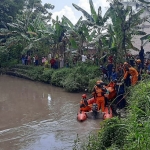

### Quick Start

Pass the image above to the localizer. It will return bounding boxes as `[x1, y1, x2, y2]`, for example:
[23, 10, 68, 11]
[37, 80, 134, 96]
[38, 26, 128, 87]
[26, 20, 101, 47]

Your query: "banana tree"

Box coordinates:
[62, 15, 93, 55]
[122, 0, 150, 46]
[0, 0, 55, 56]
[105, 0, 147, 62]
[72, 0, 110, 62]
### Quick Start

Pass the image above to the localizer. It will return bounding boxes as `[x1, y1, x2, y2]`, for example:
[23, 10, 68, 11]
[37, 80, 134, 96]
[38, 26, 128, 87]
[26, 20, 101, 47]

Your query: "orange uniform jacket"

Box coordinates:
[80, 99, 91, 112]
[123, 67, 138, 85]
[92, 86, 106, 112]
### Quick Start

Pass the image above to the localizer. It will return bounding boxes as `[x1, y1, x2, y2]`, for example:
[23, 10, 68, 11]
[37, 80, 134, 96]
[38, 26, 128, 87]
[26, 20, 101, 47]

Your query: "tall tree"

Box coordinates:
[0, 0, 54, 60]
[0, 0, 24, 28]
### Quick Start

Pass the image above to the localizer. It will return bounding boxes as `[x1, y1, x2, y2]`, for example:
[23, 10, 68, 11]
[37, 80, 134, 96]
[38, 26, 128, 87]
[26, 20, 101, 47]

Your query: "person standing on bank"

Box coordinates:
[139, 46, 145, 69]
[107, 60, 114, 82]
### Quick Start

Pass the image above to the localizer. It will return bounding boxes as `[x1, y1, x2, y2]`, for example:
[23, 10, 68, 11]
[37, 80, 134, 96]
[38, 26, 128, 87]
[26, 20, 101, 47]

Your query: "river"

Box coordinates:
[0, 75, 101, 150]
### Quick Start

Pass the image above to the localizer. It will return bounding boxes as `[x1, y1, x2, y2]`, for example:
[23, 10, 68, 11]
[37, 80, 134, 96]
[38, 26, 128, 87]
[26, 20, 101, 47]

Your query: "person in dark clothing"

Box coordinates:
[116, 63, 124, 80]
[107, 61, 114, 82]
[100, 65, 108, 79]
[50, 57, 56, 69]
[122, 63, 131, 87]
[35, 54, 39, 66]
[139, 46, 144, 69]
[124, 73, 131, 87]
[129, 55, 135, 67]
[115, 82, 126, 109]
[25, 55, 28, 65]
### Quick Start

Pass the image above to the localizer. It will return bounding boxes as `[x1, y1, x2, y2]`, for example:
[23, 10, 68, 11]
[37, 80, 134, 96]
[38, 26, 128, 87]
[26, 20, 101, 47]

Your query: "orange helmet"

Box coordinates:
[82, 94, 87, 99]
[136, 59, 141, 63]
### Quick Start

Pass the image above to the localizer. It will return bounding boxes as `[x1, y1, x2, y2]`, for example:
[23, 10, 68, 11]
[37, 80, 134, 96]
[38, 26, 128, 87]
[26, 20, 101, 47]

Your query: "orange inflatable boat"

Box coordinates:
[77, 82, 117, 122]
[77, 97, 113, 122]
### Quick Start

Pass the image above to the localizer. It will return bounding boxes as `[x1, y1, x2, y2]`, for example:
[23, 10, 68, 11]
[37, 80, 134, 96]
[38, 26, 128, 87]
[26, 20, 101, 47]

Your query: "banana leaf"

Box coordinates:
[142, 39, 149, 46]
[138, 0, 150, 5]
[69, 38, 78, 49]
[140, 34, 150, 40]
[80, 20, 94, 26]
[89, 0, 98, 23]
[75, 16, 82, 28]
[72, 3, 94, 22]
[62, 16, 74, 29]
[134, 31, 147, 35]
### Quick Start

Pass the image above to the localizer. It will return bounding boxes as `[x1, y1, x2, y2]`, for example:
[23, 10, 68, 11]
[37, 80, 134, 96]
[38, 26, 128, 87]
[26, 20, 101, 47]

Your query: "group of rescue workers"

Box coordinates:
[79, 59, 143, 115]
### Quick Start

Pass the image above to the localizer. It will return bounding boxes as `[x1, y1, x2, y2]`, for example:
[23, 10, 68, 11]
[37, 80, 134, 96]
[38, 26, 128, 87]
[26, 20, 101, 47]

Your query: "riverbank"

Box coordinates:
[2, 63, 101, 92]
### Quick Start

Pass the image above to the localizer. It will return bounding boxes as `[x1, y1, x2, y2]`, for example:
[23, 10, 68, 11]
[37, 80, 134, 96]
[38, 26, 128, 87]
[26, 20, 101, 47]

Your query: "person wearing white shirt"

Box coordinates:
[81, 54, 87, 62]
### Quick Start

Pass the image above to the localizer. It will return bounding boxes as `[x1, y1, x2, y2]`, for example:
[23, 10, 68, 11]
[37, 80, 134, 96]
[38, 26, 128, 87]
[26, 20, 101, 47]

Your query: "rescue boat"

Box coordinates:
[77, 97, 113, 122]
[77, 85, 116, 122]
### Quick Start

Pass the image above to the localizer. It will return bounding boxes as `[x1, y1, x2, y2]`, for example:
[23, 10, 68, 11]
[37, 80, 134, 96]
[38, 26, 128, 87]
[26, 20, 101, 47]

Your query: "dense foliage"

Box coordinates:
[0, 0, 24, 27]
[0, 0, 150, 67]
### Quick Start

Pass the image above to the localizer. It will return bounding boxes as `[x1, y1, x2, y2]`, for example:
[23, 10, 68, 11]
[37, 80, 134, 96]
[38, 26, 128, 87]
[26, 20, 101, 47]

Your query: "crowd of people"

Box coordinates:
[100, 46, 150, 85]
[21, 53, 65, 69]
[80, 46, 150, 116]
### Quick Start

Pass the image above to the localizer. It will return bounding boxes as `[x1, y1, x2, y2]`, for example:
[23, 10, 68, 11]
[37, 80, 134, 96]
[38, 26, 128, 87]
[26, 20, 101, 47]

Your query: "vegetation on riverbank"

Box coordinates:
[4, 63, 101, 92]
[73, 79, 150, 150]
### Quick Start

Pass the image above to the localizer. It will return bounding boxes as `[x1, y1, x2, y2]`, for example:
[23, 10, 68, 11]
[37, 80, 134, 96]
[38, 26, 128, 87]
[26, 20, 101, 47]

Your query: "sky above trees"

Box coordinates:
[41, 0, 109, 24]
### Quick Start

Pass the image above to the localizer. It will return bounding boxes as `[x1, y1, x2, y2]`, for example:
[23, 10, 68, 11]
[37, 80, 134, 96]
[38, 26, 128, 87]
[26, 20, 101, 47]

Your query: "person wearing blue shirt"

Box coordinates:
[111, 68, 117, 81]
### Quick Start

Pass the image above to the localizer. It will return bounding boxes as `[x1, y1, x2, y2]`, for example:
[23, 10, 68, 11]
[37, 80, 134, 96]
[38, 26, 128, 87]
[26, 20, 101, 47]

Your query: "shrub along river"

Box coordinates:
[0, 75, 101, 150]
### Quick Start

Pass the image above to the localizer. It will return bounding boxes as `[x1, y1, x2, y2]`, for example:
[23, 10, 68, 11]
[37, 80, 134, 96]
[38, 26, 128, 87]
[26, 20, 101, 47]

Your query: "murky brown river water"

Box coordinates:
[0, 75, 101, 150]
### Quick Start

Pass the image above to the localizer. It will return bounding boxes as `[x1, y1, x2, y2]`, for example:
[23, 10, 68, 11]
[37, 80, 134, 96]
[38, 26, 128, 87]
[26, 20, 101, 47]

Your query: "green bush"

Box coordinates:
[51, 68, 71, 87]
[40, 68, 54, 83]
[88, 78, 101, 92]
[14, 64, 35, 70]
[100, 117, 127, 148]
[63, 73, 80, 92]
[86, 65, 101, 79]
[122, 81, 150, 150]
[1, 59, 18, 68]
[27, 66, 44, 80]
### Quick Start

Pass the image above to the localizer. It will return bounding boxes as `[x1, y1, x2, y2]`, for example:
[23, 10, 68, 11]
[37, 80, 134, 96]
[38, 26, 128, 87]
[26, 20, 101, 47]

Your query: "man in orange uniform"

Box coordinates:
[92, 81, 108, 112]
[123, 62, 139, 86]
[80, 94, 92, 112]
